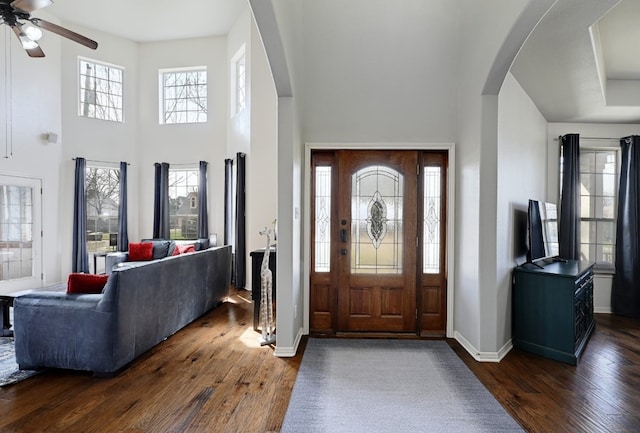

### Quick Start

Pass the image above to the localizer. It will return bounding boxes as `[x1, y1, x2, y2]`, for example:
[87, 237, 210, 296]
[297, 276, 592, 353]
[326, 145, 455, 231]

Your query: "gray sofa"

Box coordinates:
[13, 245, 231, 376]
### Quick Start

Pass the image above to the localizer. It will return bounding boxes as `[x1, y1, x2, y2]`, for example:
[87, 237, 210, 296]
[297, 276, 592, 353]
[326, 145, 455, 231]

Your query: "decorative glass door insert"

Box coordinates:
[351, 165, 403, 274]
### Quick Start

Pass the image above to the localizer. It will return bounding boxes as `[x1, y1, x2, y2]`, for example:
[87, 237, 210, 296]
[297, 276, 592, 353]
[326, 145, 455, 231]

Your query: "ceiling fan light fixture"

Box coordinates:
[23, 23, 42, 41]
[15, 29, 38, 49]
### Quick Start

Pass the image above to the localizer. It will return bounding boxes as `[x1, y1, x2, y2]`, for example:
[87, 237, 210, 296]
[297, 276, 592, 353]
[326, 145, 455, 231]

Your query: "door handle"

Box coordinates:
[340, 229, 347, 243]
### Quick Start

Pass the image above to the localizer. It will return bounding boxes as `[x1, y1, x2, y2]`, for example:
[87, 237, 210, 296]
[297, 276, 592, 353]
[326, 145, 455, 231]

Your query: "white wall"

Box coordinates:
[248, 18, 278, 286]
[456, 0, 532, 357]
[497, 72, 548, 349]
[303, 0, 458, 143]
[60, 23, 140, 274]
[226, 6, 278, 291]
[0, 11, 63, 287]
[547, 122, 640, 313]
[137, 37, 228, 241]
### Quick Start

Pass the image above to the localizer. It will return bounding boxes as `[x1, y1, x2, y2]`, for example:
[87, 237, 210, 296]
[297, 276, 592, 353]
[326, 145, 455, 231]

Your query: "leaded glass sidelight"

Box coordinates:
[423, 167, 441, 274]
[351, 166, 403, 274]
[314, 166, 332, 272]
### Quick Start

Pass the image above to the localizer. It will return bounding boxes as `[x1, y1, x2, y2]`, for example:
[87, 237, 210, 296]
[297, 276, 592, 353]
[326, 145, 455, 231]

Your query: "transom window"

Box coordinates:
[231, 46, 246, 116]
[169, 169, 199, 240]
[79, 58, 124, 122]
[160, 67, 208, 124]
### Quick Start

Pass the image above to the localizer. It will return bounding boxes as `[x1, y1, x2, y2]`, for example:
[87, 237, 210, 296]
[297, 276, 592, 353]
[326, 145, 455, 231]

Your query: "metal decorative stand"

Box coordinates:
[258, 221, 276, 346]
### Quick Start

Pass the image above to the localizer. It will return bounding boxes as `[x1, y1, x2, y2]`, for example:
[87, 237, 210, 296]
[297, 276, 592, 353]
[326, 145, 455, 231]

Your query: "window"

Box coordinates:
[79, 58, 124, 122]
[314, 166, 331, 272]
[169, 169, 199, 240]
[160, 67, 207, 124]
[85, 167, 120, 255]
[579, 148, 618, 269]
[231, 45, 246, 116]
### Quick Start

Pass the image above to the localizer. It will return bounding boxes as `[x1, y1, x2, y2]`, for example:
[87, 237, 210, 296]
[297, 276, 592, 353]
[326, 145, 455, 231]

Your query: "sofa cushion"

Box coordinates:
[129, 242, 153, 261]
[141, 239, 176, 259]
[67, 273, 109, 294]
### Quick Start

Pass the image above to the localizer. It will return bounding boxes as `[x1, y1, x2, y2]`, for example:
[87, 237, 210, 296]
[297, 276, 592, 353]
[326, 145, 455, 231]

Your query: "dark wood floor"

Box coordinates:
[1, 287, 639, 432]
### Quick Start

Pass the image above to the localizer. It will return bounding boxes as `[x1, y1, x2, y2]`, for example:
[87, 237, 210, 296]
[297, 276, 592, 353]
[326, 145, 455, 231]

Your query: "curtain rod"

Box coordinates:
[554, 136, 620, 142]
[72, 158, 130, 165]
[160, 162, 203, 167]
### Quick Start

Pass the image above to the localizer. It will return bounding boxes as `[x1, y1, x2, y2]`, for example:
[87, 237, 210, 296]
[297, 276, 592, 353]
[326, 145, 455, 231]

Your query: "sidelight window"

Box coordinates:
[314, 166, 332, 272]
[423, 167, 441, 274]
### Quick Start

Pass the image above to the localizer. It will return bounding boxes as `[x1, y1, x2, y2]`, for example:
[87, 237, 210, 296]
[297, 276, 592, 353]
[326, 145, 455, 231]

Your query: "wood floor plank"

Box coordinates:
[1, 288, 639, 432]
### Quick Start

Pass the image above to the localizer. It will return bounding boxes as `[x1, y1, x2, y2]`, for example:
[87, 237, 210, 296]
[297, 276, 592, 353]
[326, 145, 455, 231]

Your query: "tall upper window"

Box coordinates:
[160, 67, 208, 124]
[231, 45, 246, 116]
[79, 58, 124, 122]
[169, 169, 199, 240]
[579, 148, 618, 269]
[85, 167, 120, 255]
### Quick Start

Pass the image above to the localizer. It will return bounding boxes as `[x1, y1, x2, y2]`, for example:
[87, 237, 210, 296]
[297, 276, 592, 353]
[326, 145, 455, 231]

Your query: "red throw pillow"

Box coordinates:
[129, 242, 153, 261]
[67, 273, 109, 294]
[173, 244, 195, 255]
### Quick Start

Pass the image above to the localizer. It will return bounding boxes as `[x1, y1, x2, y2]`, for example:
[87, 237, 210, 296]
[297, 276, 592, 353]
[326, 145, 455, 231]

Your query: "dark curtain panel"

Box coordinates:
[559, 134, 581, 260]
[235, 153, 246, 288]
[224, 158, 234, 245]
[198, 161, 209, 239]
[613, 135, 640, 317]
[117, 161, 129, 252]
[153, 162, 170, 239]
[72, 157, 89, 273]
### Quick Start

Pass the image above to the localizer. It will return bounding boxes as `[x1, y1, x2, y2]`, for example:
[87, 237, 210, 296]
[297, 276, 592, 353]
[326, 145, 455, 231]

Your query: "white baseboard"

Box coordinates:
[594, 307, 612, 314]
[454, 331, 512, 362]
[274, 327, 304, 357]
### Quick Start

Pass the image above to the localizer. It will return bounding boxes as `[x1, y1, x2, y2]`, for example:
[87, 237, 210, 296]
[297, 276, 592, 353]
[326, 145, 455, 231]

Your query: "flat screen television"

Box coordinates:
[527, 199, 560, 265]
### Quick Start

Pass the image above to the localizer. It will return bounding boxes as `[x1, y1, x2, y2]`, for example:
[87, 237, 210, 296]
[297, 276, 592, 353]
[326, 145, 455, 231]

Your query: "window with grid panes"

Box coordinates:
[79, 58, 124, 122]
[579, 148, 618, 269]
[160, 67, 207, 124]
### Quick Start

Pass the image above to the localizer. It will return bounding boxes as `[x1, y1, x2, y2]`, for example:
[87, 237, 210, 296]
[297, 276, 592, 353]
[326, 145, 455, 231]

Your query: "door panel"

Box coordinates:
[337, 150, 417, 332]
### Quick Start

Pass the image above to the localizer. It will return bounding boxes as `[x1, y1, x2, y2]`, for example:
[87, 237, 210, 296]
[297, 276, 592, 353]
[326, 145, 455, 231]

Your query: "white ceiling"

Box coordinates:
[35, 0, 640, 124]
[40, 0, 247, 42]
[511, 0, 640, 124]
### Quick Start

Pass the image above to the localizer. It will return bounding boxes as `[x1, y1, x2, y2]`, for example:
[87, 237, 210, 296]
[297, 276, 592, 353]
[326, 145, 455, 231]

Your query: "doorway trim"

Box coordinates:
[303, 142, 456, 338]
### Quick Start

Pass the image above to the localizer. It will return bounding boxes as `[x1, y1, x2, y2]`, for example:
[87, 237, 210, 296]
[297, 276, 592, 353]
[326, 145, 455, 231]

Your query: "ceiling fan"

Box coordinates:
[0, 0, 98, 57]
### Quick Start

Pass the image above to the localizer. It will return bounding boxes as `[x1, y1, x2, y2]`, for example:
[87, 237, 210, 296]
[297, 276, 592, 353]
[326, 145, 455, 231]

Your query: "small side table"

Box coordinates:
[250, 247, 276, 331]
[93, 252, 108, 274]
[0, 295, 14, 337]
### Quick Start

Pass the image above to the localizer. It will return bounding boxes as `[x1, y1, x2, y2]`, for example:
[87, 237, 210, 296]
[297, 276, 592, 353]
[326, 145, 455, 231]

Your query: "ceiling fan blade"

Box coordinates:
[10, 0, 52, 13]
[11, 25, 45, 57]
[30, 18, 98, 50]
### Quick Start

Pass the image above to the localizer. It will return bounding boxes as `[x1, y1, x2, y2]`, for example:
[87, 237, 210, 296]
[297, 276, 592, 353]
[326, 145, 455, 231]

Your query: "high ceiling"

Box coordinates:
[511, 0, 640, 124]
[41, 0, 247, 42]
[37, 0, 640, 124]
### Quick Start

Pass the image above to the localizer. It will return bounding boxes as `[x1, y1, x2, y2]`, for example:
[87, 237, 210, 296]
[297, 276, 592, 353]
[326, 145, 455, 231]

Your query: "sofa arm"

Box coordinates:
[106, 251, 129, 274]
[13, 292, 115, 372]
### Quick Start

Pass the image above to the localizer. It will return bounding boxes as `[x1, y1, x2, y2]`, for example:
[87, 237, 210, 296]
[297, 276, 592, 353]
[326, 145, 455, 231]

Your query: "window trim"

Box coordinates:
[77, 56, 125, 123]
[168, 167, 200, 240]
[158, 66, 208, 125]
[85, 164, 120, 260]
[567, 144, 620, 272]
[230, 44, 246, 118]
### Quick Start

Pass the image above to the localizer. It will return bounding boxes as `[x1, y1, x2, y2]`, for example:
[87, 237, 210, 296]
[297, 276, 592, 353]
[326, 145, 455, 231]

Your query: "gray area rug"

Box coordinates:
[281, 339, 523, 433]
[0, 337, 40, 387]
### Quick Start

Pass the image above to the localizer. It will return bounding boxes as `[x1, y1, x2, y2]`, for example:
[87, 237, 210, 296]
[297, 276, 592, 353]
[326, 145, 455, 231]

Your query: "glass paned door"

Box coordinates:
[0, 175, 42, 295]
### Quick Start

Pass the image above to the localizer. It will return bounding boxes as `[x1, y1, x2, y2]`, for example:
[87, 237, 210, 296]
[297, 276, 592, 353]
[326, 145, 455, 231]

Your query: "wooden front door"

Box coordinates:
[310, 149, 448, 336]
